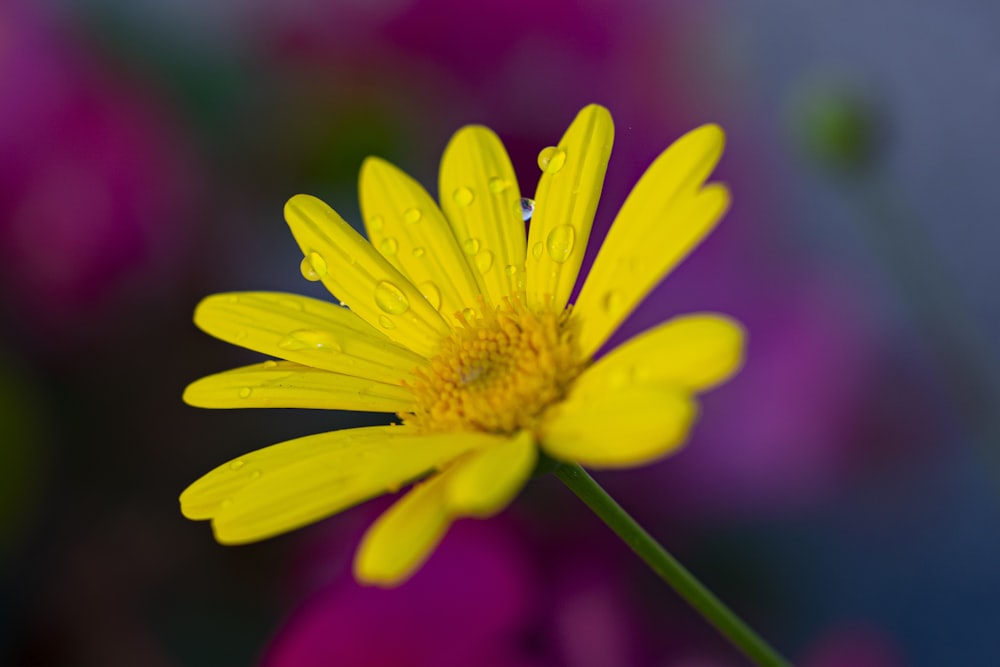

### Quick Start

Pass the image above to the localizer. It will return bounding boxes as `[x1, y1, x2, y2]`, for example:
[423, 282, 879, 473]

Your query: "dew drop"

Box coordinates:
[404, 208, 422, 224]
[462, 238, 481, 255]
[531, 242, 544, 259]
[452, 187, 475, 206]
[374, 280, 410, 315]
[546, 224, 576, 263]
[488, 177, 508, 193]
[368, 215, 385, 232]
[419, 281, 442, 310]
[520, 197, 535, 222]
[475, 250, 494, 272]
[299, 256, 320, 281]
[461, 308, 477, 321]
[309, 252, 328, 277]
[412, 247, 426, 258]
[379, 315, 395, 329]
[504, 264, 518, 276]
[229, 459, 246, 471]
[263, 360, 278, 368]
[378, 237, 399, 256]
[238, 387, 252, 399]
[278, 329, 343, 352]
[250, 469, 262, 480]
[537, 146, 567, 174]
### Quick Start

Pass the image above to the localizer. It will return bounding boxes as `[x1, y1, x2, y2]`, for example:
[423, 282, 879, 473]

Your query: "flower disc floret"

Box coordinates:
[401, 298, 583, 434]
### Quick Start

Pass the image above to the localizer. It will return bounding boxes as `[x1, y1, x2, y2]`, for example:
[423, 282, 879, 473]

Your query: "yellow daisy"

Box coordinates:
[181, 104, 743, 586]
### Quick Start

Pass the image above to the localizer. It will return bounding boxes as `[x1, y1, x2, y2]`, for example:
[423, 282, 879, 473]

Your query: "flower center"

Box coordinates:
[400, 298, 584, 434]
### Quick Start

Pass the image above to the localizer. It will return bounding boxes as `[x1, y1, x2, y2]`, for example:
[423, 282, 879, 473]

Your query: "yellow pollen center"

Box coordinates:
[401, 298, 584, 434]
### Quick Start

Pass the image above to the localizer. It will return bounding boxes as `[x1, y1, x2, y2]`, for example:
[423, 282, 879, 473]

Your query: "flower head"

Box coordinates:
[181, 104, 743, 586]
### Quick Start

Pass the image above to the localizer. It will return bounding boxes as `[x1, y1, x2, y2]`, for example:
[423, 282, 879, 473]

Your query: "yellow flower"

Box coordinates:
[180, 104, 744, 586]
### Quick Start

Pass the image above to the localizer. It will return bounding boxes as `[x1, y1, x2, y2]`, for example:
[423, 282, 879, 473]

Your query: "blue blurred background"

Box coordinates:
[2, 1, 999, 665]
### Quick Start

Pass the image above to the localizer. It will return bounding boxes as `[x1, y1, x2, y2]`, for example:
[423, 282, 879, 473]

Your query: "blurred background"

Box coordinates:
[2, 0, 999, 665]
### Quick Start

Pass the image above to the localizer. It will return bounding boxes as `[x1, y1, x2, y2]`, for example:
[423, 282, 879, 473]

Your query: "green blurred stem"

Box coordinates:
[554, 463, 791, 667]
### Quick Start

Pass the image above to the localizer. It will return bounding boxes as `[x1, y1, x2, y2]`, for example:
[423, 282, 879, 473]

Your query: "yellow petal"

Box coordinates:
[526, 104, 614, 311]
[182, 426, 397, 521]
[285, 194, 450, 357]
[353, 470, 454, 587]
[209, 429, 504, 544]
[444, 431, 536, 517]
[183, 360, 415, 412]
[439, 125, 527, 305]
[570, 314, 745, 399]
[540, 388, 697, 469]
[359, 157, 483, 323]
[574, 124, 729, 357]
[194, 292, 424, 384]
[180, 425, 500, 534]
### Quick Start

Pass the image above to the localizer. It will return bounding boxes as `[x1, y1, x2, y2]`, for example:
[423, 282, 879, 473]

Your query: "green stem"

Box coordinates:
[554, 462, 791, 667]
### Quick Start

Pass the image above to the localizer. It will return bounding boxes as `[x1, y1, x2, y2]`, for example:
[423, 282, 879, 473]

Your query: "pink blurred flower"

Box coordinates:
[0, 2, 197, 331]
[261, 518, 538, 667]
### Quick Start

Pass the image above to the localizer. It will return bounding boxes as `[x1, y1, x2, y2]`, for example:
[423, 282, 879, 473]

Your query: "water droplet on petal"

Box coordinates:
[475, 250, 494, 272]
[531, 242, 543, 259]
[404, 208, 422, 224]
[461, 308, 477, 322]
[309, 252, 328, 277]
[412, 247, 425, 258]
[263, 360, 278, 368]
[299, 256, 320, 281]
[537, 146, 567, 174]
[368, 215, 384, 232]
[229, 459, 246, 471]
[488, 177, 508, 193]
[238, 387, 252, 398]
[419, 281, 442, 310]
[546, 224, 576, 263]
[462, 238, 481, 255]
[378, 237, 399, 256]
[374, 281, 410, 315]
[452, 187, 475, 206]
[520, 198, 535, 222]
[379, 315, 395, 329]
[250, 469, 262, 480]
[504, 264, 518, 276]
[278, 329, 343, 352]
